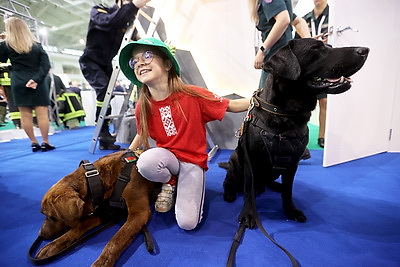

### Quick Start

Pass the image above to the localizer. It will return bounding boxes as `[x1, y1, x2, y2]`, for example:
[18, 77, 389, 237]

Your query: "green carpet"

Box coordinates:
[0, 120, 15, 130]
[307, 123, 323, 150]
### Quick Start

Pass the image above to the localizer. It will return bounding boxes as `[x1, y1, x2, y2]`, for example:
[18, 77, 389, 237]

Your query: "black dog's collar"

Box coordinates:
[252, 93, 300, 117]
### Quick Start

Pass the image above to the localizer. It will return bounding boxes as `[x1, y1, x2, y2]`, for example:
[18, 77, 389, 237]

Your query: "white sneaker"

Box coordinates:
[155, 183, 176, 212]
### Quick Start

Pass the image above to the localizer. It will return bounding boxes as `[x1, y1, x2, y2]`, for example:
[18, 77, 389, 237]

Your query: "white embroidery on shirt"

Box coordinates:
[159, 105, 177, 136]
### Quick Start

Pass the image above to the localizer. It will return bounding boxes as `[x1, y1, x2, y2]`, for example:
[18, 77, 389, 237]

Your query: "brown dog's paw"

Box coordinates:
[92, 256, 115, 267]
[36, 242, 62, 259]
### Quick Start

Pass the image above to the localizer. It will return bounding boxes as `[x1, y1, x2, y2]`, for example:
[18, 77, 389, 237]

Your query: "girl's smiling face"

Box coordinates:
[131, 46, 171, 86]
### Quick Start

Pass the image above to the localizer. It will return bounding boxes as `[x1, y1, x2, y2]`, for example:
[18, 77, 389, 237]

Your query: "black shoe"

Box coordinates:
[32, 143, 41, 152]
[318, 138, 325, 148]
[99, 127, 116, 143]
[41, 142, 56, 152]
[99, 141, 120, 150]
[300, 148, 311, 160]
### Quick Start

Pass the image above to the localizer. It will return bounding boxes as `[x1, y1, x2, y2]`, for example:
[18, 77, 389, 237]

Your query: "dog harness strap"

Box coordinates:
[250, 116, 309, 171]
[109, 150, 138, 209]
[80, 160, 104, 207]
[253, 94, 300, 116]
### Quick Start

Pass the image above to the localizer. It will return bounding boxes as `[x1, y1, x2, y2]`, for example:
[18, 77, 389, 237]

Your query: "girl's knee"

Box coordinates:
[137, 148, 179, 183]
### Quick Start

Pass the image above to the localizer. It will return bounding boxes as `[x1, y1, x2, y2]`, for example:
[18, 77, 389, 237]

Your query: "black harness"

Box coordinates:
[227, 95, 304, 267]
[28, 150, 154, 265]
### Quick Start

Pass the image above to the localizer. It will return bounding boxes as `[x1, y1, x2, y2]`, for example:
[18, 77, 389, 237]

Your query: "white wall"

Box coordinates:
[148, 0, 260, 98]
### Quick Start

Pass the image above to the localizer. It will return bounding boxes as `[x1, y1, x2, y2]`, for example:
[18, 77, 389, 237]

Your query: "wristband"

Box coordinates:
[260, 46, 267, 54]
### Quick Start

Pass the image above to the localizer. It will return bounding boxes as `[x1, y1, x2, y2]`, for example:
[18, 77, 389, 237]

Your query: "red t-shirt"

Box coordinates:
[135, 85, 230, 170]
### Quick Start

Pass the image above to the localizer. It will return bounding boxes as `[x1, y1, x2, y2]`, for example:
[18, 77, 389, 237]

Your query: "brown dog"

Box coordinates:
[36, 150, 154, 267]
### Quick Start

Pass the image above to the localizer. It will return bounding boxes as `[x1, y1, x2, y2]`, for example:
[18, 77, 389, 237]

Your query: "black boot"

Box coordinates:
[99, 140, 121, 150]
[99, 125, 116, 143]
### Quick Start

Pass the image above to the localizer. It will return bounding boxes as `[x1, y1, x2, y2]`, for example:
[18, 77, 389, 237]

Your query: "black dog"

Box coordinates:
[222, 38, 369, 228]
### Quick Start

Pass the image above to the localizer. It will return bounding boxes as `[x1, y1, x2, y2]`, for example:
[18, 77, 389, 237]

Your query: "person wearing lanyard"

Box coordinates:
[303, 0, 329, 148]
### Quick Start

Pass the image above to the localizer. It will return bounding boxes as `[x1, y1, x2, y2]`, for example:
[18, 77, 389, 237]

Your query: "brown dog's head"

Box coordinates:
[264, 38, 369, 95]
[38, 151, 127, 239]
[39, 179, 87, 239]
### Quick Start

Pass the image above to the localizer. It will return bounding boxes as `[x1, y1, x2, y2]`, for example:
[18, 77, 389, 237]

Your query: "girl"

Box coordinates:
[119, 37, 250, 230]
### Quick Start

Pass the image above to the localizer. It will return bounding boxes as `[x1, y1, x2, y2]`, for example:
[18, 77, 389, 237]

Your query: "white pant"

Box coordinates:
[137, 147, 205, 230]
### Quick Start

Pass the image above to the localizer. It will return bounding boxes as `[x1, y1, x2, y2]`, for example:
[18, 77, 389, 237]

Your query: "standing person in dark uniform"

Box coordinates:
[250, 0, 295, 89]
[302, 0, 329, 148]
[0, 17, 54, 152]
[79, 0, 152, 150]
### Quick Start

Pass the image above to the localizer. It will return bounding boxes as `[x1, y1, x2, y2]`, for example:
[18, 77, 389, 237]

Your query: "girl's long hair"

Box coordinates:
[5, 17, 36, 54]
[249, 0, 260, 24]
[137, 48, 218, 149]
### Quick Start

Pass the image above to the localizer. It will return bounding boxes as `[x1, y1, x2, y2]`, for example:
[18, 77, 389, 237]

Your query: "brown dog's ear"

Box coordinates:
[264, 42, 301, 80]
[52, 193, 85, 228]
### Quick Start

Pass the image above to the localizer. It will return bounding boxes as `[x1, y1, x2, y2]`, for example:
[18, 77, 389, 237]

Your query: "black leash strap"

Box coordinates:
[226, 119, 299, 267]
[80, 160, 103, 207]
[28, 213, 154, 265]
[226, 223, 246, 267]
[28, 218, 115, 265]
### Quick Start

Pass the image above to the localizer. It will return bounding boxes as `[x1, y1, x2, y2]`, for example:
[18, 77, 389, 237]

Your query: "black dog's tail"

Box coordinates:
[218, 162, 230, 170]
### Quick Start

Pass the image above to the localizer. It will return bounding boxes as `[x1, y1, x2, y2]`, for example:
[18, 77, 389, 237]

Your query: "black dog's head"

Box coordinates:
[264, 38, 369, 95]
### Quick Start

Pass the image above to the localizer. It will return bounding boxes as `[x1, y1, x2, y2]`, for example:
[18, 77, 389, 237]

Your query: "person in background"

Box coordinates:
[0, 17, 54, 152]
[66, 80, 82, 96]
[0, 61, 21, 128]
[303, 0, 329, 148]
[114, 80, 126, 93]
[79, 0, 152, 150]
[46, 69, 66, 97]
[119, 37, 250, 230]
[250, 0, 309, 89]
[0, 86, 7, 125]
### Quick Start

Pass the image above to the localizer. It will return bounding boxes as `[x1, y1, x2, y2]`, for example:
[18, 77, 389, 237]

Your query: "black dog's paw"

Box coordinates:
[266, 181, 283, 192]
[285, 207, 307, 223]
[218, 162, 230, 170]
[238, 207, 257, 229]
[223, 191, 237, 203]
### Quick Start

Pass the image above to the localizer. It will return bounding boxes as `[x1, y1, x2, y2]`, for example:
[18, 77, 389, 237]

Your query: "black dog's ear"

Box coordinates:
[264, 42, 301, 80]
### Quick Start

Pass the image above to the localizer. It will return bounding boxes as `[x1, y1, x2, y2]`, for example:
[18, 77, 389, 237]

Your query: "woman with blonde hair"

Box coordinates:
[119, 37, 250, 230]
[0, 17, 54, 152]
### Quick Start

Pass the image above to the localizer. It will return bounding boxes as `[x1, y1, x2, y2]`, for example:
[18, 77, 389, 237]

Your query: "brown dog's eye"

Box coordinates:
[49, 216, 57, 222]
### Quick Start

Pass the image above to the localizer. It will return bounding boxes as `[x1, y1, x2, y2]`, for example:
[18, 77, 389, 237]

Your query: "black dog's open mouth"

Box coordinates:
[307, 76, 353, 94]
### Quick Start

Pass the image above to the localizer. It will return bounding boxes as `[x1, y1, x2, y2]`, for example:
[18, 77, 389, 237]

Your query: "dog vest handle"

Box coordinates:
[80, 160, 104, 207]
[109, 150, 138, 209]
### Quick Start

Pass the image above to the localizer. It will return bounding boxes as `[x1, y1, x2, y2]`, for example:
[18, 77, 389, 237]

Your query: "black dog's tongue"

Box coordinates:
[327, 76, 352, 83]
[308, 75, 352, 90]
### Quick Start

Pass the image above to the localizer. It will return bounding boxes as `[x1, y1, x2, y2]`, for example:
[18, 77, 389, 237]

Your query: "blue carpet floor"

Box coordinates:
[1, 126, 399, 267]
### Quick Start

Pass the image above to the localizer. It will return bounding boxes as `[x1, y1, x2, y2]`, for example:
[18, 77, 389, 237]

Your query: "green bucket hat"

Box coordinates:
[119, 37, 180, 87]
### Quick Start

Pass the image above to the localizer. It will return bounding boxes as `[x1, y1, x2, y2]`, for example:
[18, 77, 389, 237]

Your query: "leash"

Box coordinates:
[28, 215, 118, 265]
[28, 150, 154, 265]
[226, 116, 299, 267]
